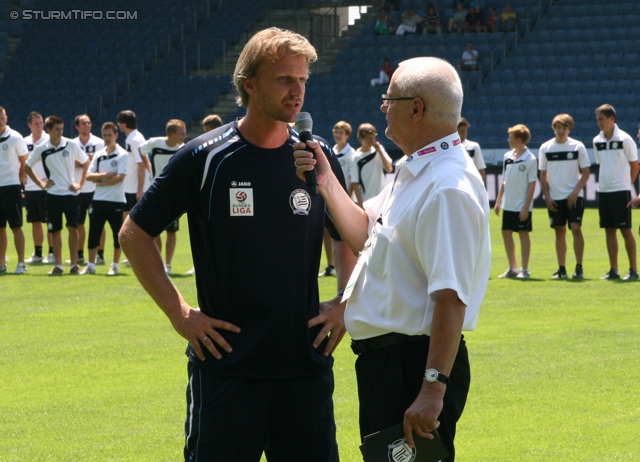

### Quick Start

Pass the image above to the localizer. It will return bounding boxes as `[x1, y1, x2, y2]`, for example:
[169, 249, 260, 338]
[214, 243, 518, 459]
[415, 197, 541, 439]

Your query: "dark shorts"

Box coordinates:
[184, 364, 338, 462]
[46, 194, 79, 233]
[165, 219, 179, 233]
[124, 192, 138, 212]
[0, 185, 23, 229]
[77, 191, 94, 225]
[88, 201, 125, 249]
[548, 197, 584, 228]
[502, 210, 533, 232]
[355, 335, 470, 461]
[25, 190, 47, 223]
[598, 190, 632, 229]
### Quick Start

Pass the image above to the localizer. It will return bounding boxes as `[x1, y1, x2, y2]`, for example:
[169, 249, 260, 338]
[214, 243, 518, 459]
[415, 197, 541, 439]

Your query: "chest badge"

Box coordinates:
[290, 189, 311, 215]
[229, 188, 253, 216]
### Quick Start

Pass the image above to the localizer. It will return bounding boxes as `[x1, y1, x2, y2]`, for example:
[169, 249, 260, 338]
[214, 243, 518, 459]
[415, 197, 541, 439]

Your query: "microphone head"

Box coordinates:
[295, 112, 313, 134]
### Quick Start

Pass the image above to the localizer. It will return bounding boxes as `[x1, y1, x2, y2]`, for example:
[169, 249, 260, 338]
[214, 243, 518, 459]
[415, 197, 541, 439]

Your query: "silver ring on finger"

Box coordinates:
[201, 336, 209, 342]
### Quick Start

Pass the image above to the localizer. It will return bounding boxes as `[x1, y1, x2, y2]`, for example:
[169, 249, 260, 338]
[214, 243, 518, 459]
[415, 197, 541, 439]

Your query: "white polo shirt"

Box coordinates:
[24, 133, 50, 192]
[89, 145, 128, 203]
[462, 138, 486, 172]
[334, 143, 355, 184]
[593, 125, 638, 193]
[73, 134, 105, 193]
[27, 137, 89, 196]
[139, 137, 184, 180]
[123, 129, 151, 194]
[0, 126, 29, 187]
[500, 148, 538, 212]
[538, 137, 590, 200]
[344, 133, 491, 340]
[350, 145, 392, 202]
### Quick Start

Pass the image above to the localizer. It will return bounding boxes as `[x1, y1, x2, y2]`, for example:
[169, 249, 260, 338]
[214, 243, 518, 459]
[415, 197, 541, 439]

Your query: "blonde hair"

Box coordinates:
[357, 123, 378, 139]
[166, 119, 186, 135]
[508, 124, 531, 144]
[333, 121, 352, 136]
[233, 27, 317, 107]
[551, 114, 574, 131]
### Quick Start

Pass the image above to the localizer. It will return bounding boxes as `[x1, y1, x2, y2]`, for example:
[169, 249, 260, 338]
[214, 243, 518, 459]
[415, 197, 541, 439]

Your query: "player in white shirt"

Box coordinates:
[81, 122, 128, 276]
[319, 120, 360, 278]
[457, 117, 486, 184]
[539, 114, 591, 280]
[116, 110, 151, 218]
[73, 114, 105, 265]
[138, 119, 186, 275]
[494, 124, 537, 279]
[0, 107, 29, 274]
[350, 123, 393, 203]
[593, 104, 639, 280]
[23, 111, 54, 264]
[24, 116, 89, 275]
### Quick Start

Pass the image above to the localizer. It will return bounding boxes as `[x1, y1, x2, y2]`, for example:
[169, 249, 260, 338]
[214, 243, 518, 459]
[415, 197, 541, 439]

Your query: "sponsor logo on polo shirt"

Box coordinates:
[417, 146, 436, 156]
[290, 189, 311, 215]
[229, 188, 253, 216]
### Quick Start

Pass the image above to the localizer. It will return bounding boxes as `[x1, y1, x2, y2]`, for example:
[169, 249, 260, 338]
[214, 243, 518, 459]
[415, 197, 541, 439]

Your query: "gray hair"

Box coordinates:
[395, 57, 463, 127]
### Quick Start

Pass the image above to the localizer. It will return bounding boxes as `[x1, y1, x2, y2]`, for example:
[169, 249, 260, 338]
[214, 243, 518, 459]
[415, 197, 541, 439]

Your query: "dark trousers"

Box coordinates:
[184, 363, 339, 462]
[355, 335, 470, 461]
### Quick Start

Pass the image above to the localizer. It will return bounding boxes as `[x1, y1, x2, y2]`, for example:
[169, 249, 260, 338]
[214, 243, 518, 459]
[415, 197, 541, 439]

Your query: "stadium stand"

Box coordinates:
[0, 0, 638, 157]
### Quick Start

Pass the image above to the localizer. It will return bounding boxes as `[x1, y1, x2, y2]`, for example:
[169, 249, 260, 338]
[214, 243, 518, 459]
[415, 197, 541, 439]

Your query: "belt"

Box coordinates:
[350, 332, 427, 355]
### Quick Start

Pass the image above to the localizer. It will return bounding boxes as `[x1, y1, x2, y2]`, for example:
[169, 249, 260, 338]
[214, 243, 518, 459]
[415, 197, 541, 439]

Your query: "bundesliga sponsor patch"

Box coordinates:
[229, 188, 253, 216]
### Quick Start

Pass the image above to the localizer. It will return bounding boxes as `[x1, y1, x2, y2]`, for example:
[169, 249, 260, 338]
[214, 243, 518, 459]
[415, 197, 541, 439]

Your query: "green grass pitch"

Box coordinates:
[1, 209, 640, 461]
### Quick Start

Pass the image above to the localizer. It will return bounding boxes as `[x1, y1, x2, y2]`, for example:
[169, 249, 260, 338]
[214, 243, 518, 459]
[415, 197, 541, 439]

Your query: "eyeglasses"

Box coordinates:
[381, 94, 417, 108]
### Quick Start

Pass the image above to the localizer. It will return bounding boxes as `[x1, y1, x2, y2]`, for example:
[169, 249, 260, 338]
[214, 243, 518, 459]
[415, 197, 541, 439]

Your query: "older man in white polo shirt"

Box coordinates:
[294, 56, 491, 461]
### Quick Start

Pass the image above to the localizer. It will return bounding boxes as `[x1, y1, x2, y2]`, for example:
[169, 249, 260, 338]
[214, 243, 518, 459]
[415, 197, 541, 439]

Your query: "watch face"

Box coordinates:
[425, 369, 438, 382]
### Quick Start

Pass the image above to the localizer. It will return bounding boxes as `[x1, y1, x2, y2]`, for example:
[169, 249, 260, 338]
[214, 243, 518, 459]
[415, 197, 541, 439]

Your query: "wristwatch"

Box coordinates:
[424, 368, 449, 384]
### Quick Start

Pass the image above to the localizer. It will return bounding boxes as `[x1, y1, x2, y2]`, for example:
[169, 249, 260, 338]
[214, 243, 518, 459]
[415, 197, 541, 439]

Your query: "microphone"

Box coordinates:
[295, 112, 318, 196]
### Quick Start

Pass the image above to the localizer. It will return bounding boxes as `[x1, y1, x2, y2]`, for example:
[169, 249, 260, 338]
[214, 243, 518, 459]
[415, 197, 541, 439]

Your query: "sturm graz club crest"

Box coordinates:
[289, 189, 311, 215]
[440, 142, 449, 150]
[387, 438, 416, 462]
[62, 150, 69, 157]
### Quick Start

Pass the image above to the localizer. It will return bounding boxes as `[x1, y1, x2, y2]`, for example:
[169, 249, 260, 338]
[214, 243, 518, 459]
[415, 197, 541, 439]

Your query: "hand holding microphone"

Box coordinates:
[295, 112, 318, 196]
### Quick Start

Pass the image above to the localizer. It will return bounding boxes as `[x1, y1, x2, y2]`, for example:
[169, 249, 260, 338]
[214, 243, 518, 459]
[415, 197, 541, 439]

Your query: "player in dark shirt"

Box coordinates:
[120, 27, 357, 462]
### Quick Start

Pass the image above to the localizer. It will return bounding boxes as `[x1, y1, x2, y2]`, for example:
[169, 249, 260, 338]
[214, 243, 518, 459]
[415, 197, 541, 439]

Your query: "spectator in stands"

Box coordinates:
[374, 8, 393, 35]
[469, 0, 487, 17]
[370, 58, 395, 87]
[464, 6, 485, 33]
[396, 7, 423, 35]
[538, 114, 591, 280]
[381, 0, 399, 12]
[593, 104, 639, 280]
[494, 124, 537, 279]
[456, 42, 479, 72]
[485, 8, 498, 33]
[499, 4, 517, 32]
[350, 123, 393, 202]
[423, 3, 442, 34]
[449, 3, 467, 34]
[457, 117, 486, 184]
